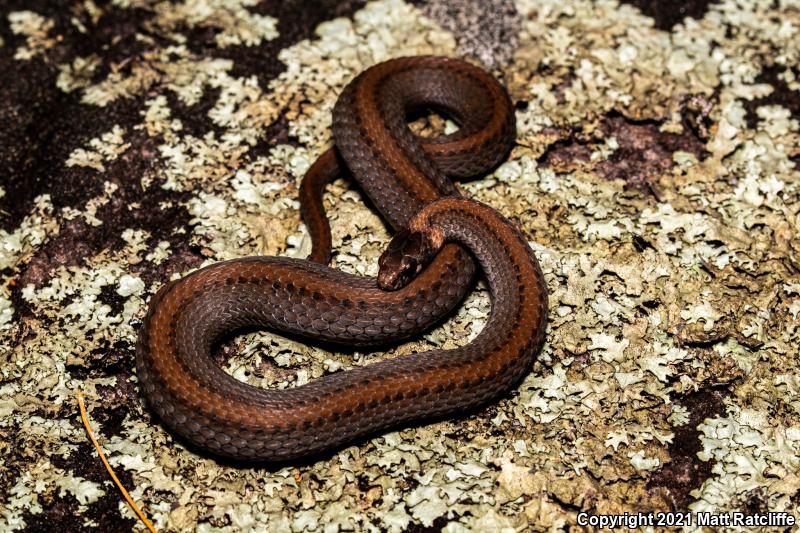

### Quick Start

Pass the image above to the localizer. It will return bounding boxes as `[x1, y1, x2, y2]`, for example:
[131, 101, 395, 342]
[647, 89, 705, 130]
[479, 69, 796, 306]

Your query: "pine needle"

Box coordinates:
[76, 389, 158, 533]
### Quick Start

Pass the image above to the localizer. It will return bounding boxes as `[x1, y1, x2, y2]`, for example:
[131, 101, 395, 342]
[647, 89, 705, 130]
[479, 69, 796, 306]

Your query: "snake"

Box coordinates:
[136, 56, 548, 461]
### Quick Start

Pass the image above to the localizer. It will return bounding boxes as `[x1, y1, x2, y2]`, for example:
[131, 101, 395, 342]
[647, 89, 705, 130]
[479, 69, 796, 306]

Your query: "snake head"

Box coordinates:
[378, 229, 436, 290]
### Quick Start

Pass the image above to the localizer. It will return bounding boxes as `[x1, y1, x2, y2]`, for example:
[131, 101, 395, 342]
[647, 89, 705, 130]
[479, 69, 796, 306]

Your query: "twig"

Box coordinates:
[76, 390, 158, 533]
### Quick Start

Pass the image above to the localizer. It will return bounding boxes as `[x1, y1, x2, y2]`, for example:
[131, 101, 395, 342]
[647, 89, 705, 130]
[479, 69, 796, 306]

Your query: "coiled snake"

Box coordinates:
[136, 56, 548, 461]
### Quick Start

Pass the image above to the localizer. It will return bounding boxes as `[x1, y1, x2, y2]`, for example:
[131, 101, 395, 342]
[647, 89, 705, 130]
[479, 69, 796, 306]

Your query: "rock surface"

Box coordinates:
[1, 0, 799, 530]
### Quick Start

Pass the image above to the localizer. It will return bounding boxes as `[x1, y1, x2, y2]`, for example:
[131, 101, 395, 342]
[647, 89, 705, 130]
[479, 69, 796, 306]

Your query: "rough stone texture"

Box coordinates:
[419, 0, 521, 70]
[620, 0, 718, 31]
[1, 0, 799, 531]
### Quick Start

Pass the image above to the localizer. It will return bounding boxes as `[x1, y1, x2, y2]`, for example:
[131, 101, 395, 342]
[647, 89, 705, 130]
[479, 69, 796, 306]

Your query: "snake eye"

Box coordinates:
[400, 255, 418, 271]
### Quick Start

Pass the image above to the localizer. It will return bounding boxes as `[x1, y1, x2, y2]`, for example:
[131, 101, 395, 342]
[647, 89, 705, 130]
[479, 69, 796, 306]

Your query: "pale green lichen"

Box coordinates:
[0, 194, 54, 271]
[56, 55, 101, 93]
[669, 404, 691, 427]
[0, 294, 13, 329]
[66, 125, 130, 173]
[3, 0, 800, 530]
[151, 0, 279, 49]
[691, 405, 800, 519]
[7, 10, 56, 60]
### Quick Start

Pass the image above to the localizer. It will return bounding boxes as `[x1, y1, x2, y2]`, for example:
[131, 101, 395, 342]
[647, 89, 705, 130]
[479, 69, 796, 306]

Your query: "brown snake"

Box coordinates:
[136, 56, 548, 461]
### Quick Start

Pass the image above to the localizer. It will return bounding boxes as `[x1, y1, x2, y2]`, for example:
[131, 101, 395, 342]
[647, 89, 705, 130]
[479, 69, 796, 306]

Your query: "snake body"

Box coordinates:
[136, 57, 548, 461]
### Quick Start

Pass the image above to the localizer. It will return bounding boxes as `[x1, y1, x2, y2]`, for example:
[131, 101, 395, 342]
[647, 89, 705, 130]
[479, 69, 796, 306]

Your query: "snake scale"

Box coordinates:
[136, 56, 548, 461]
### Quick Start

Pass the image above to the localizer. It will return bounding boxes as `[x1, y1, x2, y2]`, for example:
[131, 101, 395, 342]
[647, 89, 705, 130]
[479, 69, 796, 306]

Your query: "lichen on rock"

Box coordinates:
[1, 0, 799, 530]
